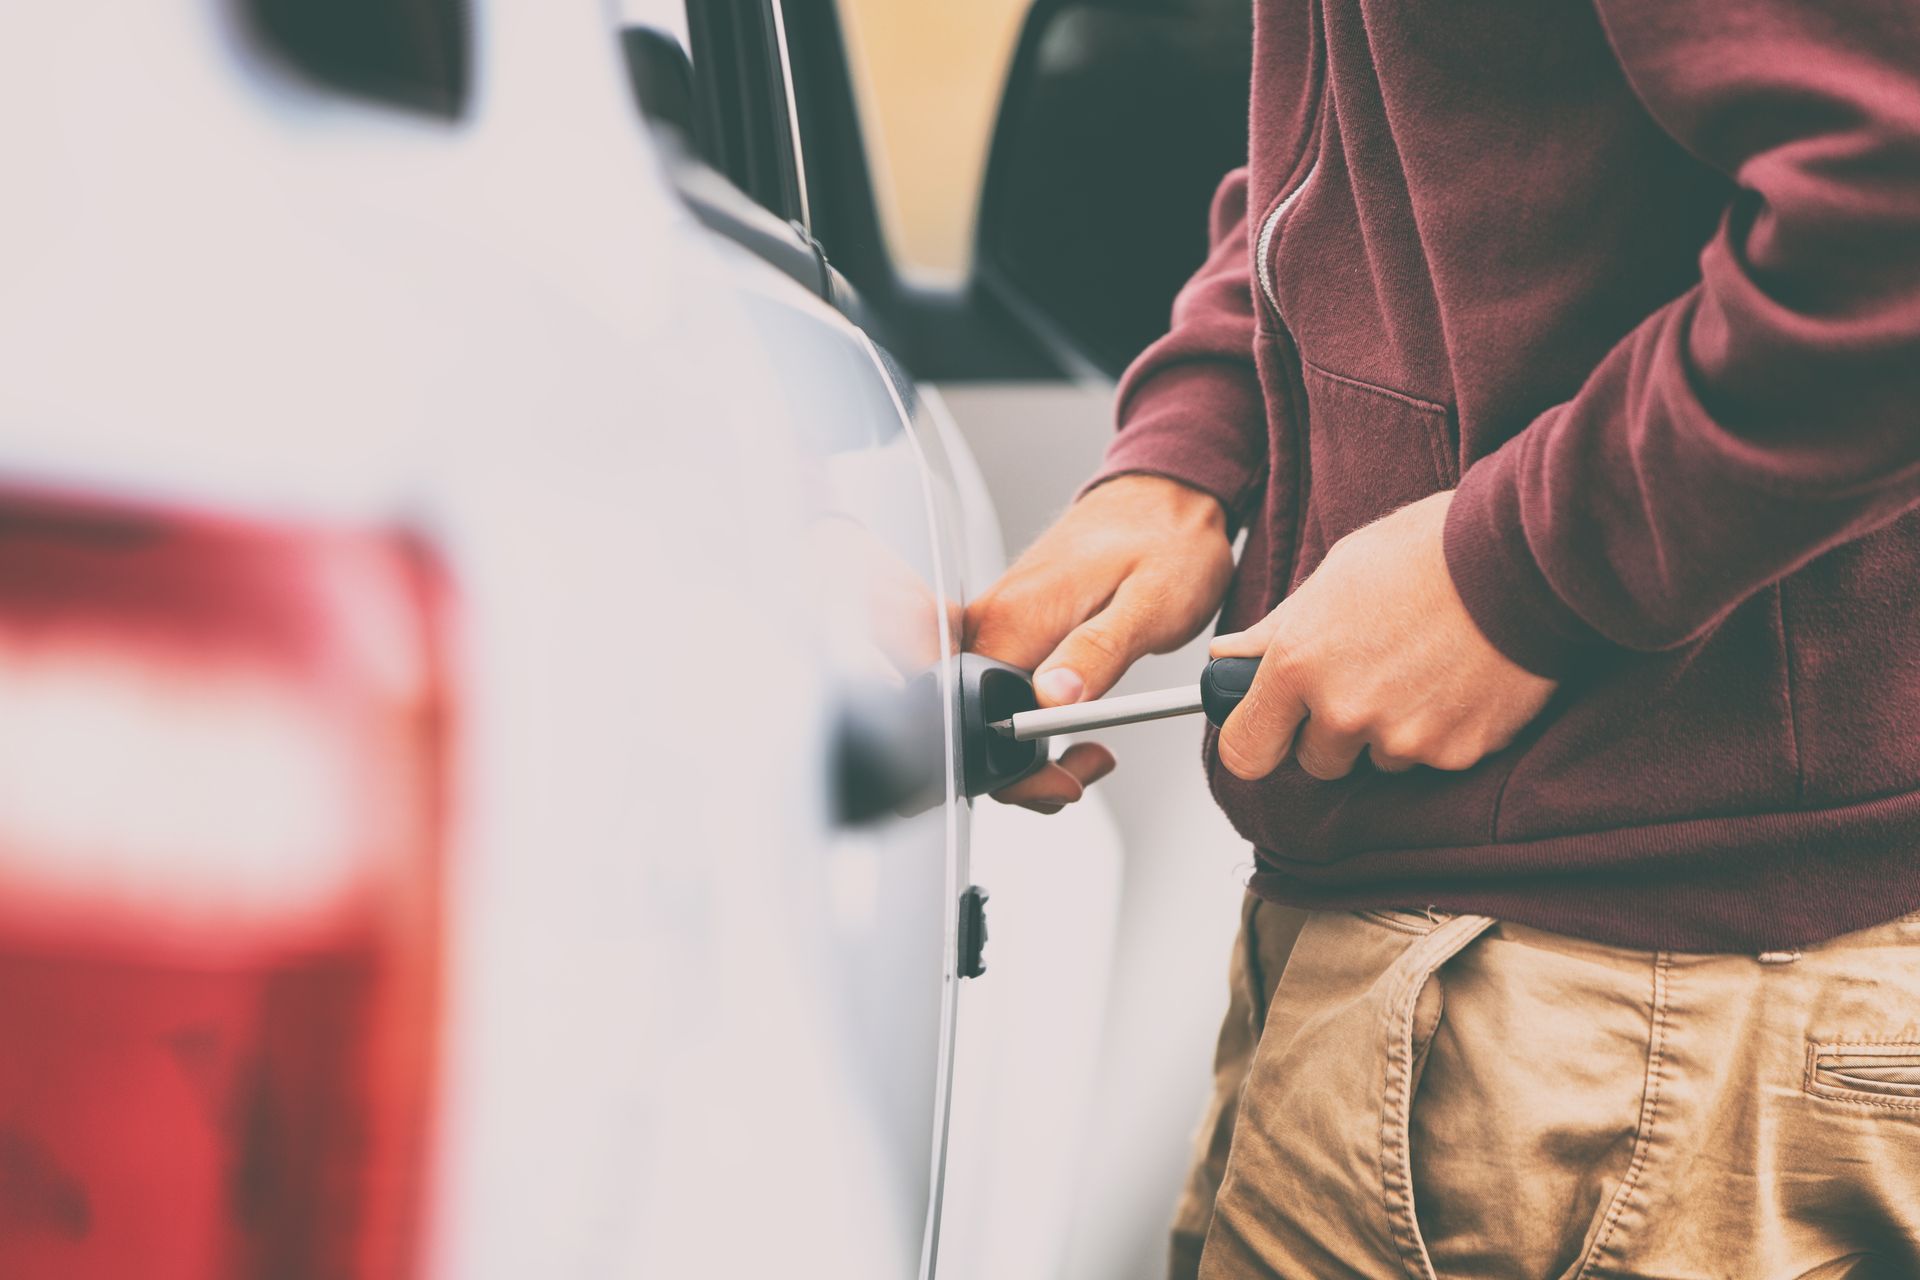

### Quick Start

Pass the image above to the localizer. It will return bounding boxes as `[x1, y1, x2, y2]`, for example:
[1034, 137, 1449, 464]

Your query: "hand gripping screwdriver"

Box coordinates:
[987, 656, 1260, 741]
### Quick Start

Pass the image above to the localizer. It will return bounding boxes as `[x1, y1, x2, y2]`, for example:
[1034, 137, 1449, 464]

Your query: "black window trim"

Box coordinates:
[681, 0, 809, 229]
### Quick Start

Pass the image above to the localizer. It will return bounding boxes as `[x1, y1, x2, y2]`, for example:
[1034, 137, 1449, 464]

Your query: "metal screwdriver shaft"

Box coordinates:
[985, 655, 1263, 742]
[987, 684, 1206, 741]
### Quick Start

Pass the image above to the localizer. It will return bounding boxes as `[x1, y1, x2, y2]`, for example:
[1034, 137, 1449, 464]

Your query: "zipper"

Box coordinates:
[1261, 11, 1330, 597]
[1255, 158, 1320, 598]
[1255, 160, 1319, 320]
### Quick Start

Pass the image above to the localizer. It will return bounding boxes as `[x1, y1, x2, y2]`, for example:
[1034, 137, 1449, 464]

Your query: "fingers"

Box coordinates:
[1368, 746, 1418, 774]
[1035, 575, 1187, 707]
[1216, 652, 1310, 780]
[991, 741, 1117, 813]
[1293, 713, 1367, 780]
[990, 762, 1081, 811]
[965, 576, 1101, 674]
[1209, 612, 1280, 660]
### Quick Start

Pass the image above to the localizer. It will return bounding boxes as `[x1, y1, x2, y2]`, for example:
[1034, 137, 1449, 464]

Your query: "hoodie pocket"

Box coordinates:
[1300, 360, 1456, 549]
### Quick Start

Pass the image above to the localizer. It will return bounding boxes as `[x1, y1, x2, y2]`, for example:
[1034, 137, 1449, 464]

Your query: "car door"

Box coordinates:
[0, 1, 1003, 1275]
[615, 6, 1012, 1275]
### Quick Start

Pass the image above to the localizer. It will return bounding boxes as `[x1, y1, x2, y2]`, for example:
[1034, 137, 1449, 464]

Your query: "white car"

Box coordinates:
[0, 0, 1254, 1274]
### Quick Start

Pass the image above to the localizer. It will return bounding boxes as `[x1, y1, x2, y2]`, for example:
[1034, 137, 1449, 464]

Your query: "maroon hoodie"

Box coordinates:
[1090, 0, 1920, 950]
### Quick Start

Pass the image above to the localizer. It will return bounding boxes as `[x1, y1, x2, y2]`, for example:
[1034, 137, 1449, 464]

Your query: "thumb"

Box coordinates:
[1034, 579, 1169, 707]
[1209, 607, 1282, 660]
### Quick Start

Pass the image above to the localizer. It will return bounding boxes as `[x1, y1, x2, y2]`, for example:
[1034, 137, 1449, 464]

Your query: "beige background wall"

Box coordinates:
[834, 0, 1029, 282]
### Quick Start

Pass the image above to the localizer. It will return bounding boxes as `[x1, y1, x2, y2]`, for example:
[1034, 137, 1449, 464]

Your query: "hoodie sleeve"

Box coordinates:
[1082, 167, 1272, 525]
[1442, 0, 1920, 676]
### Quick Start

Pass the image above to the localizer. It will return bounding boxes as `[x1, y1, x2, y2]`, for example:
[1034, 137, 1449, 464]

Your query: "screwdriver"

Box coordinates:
[988, 656, 1261, 741]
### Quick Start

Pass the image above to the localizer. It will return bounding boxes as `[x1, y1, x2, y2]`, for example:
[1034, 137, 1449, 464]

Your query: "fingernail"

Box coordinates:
[1036, 667, 1084, 705]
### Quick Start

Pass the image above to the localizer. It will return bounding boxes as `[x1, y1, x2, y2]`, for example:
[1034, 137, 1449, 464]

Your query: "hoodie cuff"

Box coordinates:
[1443, 429, 1608, 678]
[1078, 361, 1268, 524]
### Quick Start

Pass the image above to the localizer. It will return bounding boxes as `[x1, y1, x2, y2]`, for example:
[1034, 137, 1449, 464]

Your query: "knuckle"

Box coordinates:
[1246, 670, 1298, 721]
[1297, 753, 1345, 781]
[1240, 692, 1294, 742]
[985, 581, 1040, 620]
[965, 594, 1019, 639]
[1072, 623, 1128, 665]
[1427, 744, 1483, 772]
[1375, 725, 1425, 761]
[1312, 699, 1368, 738]
[1478, 725, 1520, 756]
[1260, 642, 1316, 698]
[1261, 635, 1304, 675]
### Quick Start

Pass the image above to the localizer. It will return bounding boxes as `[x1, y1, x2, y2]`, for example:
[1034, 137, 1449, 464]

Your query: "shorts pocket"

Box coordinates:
[1377, 915, 1496, 1280]
[1395, 926, 1658, 1280]
[1805, 1042, 1920, 1109]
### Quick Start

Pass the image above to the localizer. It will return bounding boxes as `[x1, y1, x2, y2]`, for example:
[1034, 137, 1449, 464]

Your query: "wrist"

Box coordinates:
[1082, 472, 1229, 540]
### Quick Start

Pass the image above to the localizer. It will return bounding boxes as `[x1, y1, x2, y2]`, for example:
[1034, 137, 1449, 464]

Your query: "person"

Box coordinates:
[963, 0, 1920, 1275]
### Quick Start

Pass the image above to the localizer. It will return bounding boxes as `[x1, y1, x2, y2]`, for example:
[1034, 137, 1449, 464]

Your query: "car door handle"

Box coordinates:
[957, 653, 1046, 798]
[831, 655, 1047, 824]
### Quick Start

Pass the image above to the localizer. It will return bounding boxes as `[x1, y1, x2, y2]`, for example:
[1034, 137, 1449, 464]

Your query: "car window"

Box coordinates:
[617, 0, 809, 228]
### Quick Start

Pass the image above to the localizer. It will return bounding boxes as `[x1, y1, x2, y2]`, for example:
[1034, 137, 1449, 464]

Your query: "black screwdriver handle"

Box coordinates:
[1200, 656, 1261, 727]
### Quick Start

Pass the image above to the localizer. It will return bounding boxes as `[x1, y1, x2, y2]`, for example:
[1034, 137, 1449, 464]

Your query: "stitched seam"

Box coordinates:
[1805, 1040, 1920, 1111]
[1300, 355, 1452, 418]
[1575, 952, 1671, 1279]
[1804, 1085, 1920, 1113]
[1380, 931, 1439, 1280]
[1776, 583, 1805, 806]
[1229, 474, 1269, 528]
[1292, 354, 1459, 543]
[1276, 331, 1312, 591]
[1425, 415, 1454, 492]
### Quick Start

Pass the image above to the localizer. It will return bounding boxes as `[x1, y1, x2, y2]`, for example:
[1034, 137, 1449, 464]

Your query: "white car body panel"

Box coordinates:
[0, 3, 1124, 1276]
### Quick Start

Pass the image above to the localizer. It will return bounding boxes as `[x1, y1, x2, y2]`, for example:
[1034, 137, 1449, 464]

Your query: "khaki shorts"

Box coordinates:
[1176, 897, 1920, 1279]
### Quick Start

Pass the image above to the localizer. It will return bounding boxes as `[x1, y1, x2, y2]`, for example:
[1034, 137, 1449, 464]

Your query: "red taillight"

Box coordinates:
[0, 491, 447, 1280]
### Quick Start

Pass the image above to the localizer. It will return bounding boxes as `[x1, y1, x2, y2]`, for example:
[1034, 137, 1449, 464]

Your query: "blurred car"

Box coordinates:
[0, 0, 1058, 1276]
[0, 0, 1256, 1274]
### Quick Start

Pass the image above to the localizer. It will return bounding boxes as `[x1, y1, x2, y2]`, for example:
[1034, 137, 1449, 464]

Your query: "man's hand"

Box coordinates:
[1213, 490, 1556, 780]
[966, 475, 1235, 812]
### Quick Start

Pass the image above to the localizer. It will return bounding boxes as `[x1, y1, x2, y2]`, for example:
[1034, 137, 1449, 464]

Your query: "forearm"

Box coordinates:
[1444, 0, 1920, 674]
